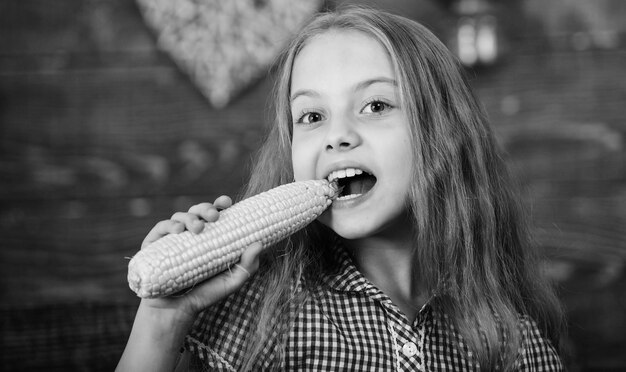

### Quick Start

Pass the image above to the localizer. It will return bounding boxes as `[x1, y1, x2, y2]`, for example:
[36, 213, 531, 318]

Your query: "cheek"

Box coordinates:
[398, 138, 414, 168]
[291, 136, 315, 181]
[291, 153, 306, 180]
[385, 135, 414, 182]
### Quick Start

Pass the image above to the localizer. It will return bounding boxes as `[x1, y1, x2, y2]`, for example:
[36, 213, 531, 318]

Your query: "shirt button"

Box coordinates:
[402, 342, 418, 357]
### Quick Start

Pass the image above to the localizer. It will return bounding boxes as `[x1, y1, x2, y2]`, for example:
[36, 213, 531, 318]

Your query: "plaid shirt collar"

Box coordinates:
[318, 238, 434, 323]
[320, 239, 373, 293]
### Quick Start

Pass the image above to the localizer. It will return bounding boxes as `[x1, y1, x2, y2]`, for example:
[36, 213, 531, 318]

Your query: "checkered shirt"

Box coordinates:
[185, 244, 563, 371]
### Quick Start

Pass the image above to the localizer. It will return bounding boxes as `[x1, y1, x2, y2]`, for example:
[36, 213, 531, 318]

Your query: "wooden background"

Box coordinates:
[1, 0, 625, 370]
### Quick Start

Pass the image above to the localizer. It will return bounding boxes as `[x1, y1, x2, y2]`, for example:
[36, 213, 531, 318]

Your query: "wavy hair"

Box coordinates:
[239, 6, 564, 371]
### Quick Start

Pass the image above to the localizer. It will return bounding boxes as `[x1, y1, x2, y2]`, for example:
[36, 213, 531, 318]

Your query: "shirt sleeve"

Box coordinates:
[515, 317, 564, 371]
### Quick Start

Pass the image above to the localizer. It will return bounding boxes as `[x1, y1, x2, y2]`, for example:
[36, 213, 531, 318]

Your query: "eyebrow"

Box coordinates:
[290, 89, 320, 103]
[290, 77, 397, 103]
[354, 77, 397, 92]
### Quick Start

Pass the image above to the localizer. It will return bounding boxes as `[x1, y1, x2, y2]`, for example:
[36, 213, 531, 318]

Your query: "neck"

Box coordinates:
[343, 219, 426, 322]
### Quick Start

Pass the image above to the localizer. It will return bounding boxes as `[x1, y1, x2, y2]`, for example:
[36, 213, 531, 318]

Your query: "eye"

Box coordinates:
[361, 100, 392, 115]
[296, 111, 324, 124]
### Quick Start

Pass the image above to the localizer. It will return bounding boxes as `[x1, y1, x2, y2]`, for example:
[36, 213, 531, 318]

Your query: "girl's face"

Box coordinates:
[290, 30, 413, 239]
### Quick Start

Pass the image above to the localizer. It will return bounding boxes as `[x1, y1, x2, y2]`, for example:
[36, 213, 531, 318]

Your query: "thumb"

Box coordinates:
[185, 241, 265, 312]
[235, 241, 263, 279]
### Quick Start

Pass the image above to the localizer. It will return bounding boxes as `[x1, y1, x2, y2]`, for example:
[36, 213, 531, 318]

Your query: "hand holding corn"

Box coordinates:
[128, 180, 338, 298]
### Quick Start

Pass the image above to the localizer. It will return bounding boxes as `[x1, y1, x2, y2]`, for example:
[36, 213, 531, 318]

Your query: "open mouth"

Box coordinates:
[327, 168, 377, 201]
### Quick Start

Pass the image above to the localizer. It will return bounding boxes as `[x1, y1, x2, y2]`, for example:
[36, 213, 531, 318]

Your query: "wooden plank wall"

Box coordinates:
[0, 0, 271, 305]
[1, 0, 625, 370]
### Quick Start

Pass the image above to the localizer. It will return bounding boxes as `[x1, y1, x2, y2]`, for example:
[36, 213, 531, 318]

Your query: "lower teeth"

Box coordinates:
[337, 194, 361, 201]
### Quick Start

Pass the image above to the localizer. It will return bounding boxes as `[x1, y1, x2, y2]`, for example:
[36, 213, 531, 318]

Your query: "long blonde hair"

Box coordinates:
[240, 6, 564, 370]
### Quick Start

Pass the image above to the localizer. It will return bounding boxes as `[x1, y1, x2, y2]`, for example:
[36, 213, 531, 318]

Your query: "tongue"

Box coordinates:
[342, 175, 376, 196]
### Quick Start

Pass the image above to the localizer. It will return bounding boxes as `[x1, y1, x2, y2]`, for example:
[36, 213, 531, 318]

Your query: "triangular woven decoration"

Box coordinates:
[136, 0, 324, 108]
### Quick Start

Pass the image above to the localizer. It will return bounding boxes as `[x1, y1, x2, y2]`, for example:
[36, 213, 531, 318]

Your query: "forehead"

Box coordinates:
[290, 30, 395, 90]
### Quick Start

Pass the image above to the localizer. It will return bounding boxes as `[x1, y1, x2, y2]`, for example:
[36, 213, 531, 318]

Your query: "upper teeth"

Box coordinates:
[327, 168, 364, 182]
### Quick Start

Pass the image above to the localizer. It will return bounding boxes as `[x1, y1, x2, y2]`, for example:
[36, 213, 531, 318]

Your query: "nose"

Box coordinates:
[325, 118, 361, 152]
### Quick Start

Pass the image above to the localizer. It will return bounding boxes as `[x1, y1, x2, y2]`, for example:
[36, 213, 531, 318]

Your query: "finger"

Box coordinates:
[171, 211, 205, 234]
[213, 195, 233, 210]
[141, 220, 184, 249]
[187, 203, 220, 223]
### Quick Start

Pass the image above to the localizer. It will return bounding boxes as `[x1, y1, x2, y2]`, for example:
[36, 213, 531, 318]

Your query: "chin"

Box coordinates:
[333, 229, 369, 240]
[318, 216, 374, 240]
[319, 205, 414, 242]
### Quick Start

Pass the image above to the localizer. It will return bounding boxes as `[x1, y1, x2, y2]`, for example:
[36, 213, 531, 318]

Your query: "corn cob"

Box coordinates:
[127, 179, 338, 298]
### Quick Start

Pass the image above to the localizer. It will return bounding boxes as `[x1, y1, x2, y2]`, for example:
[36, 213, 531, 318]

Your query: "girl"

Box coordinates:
[118, 7, 565, 371]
